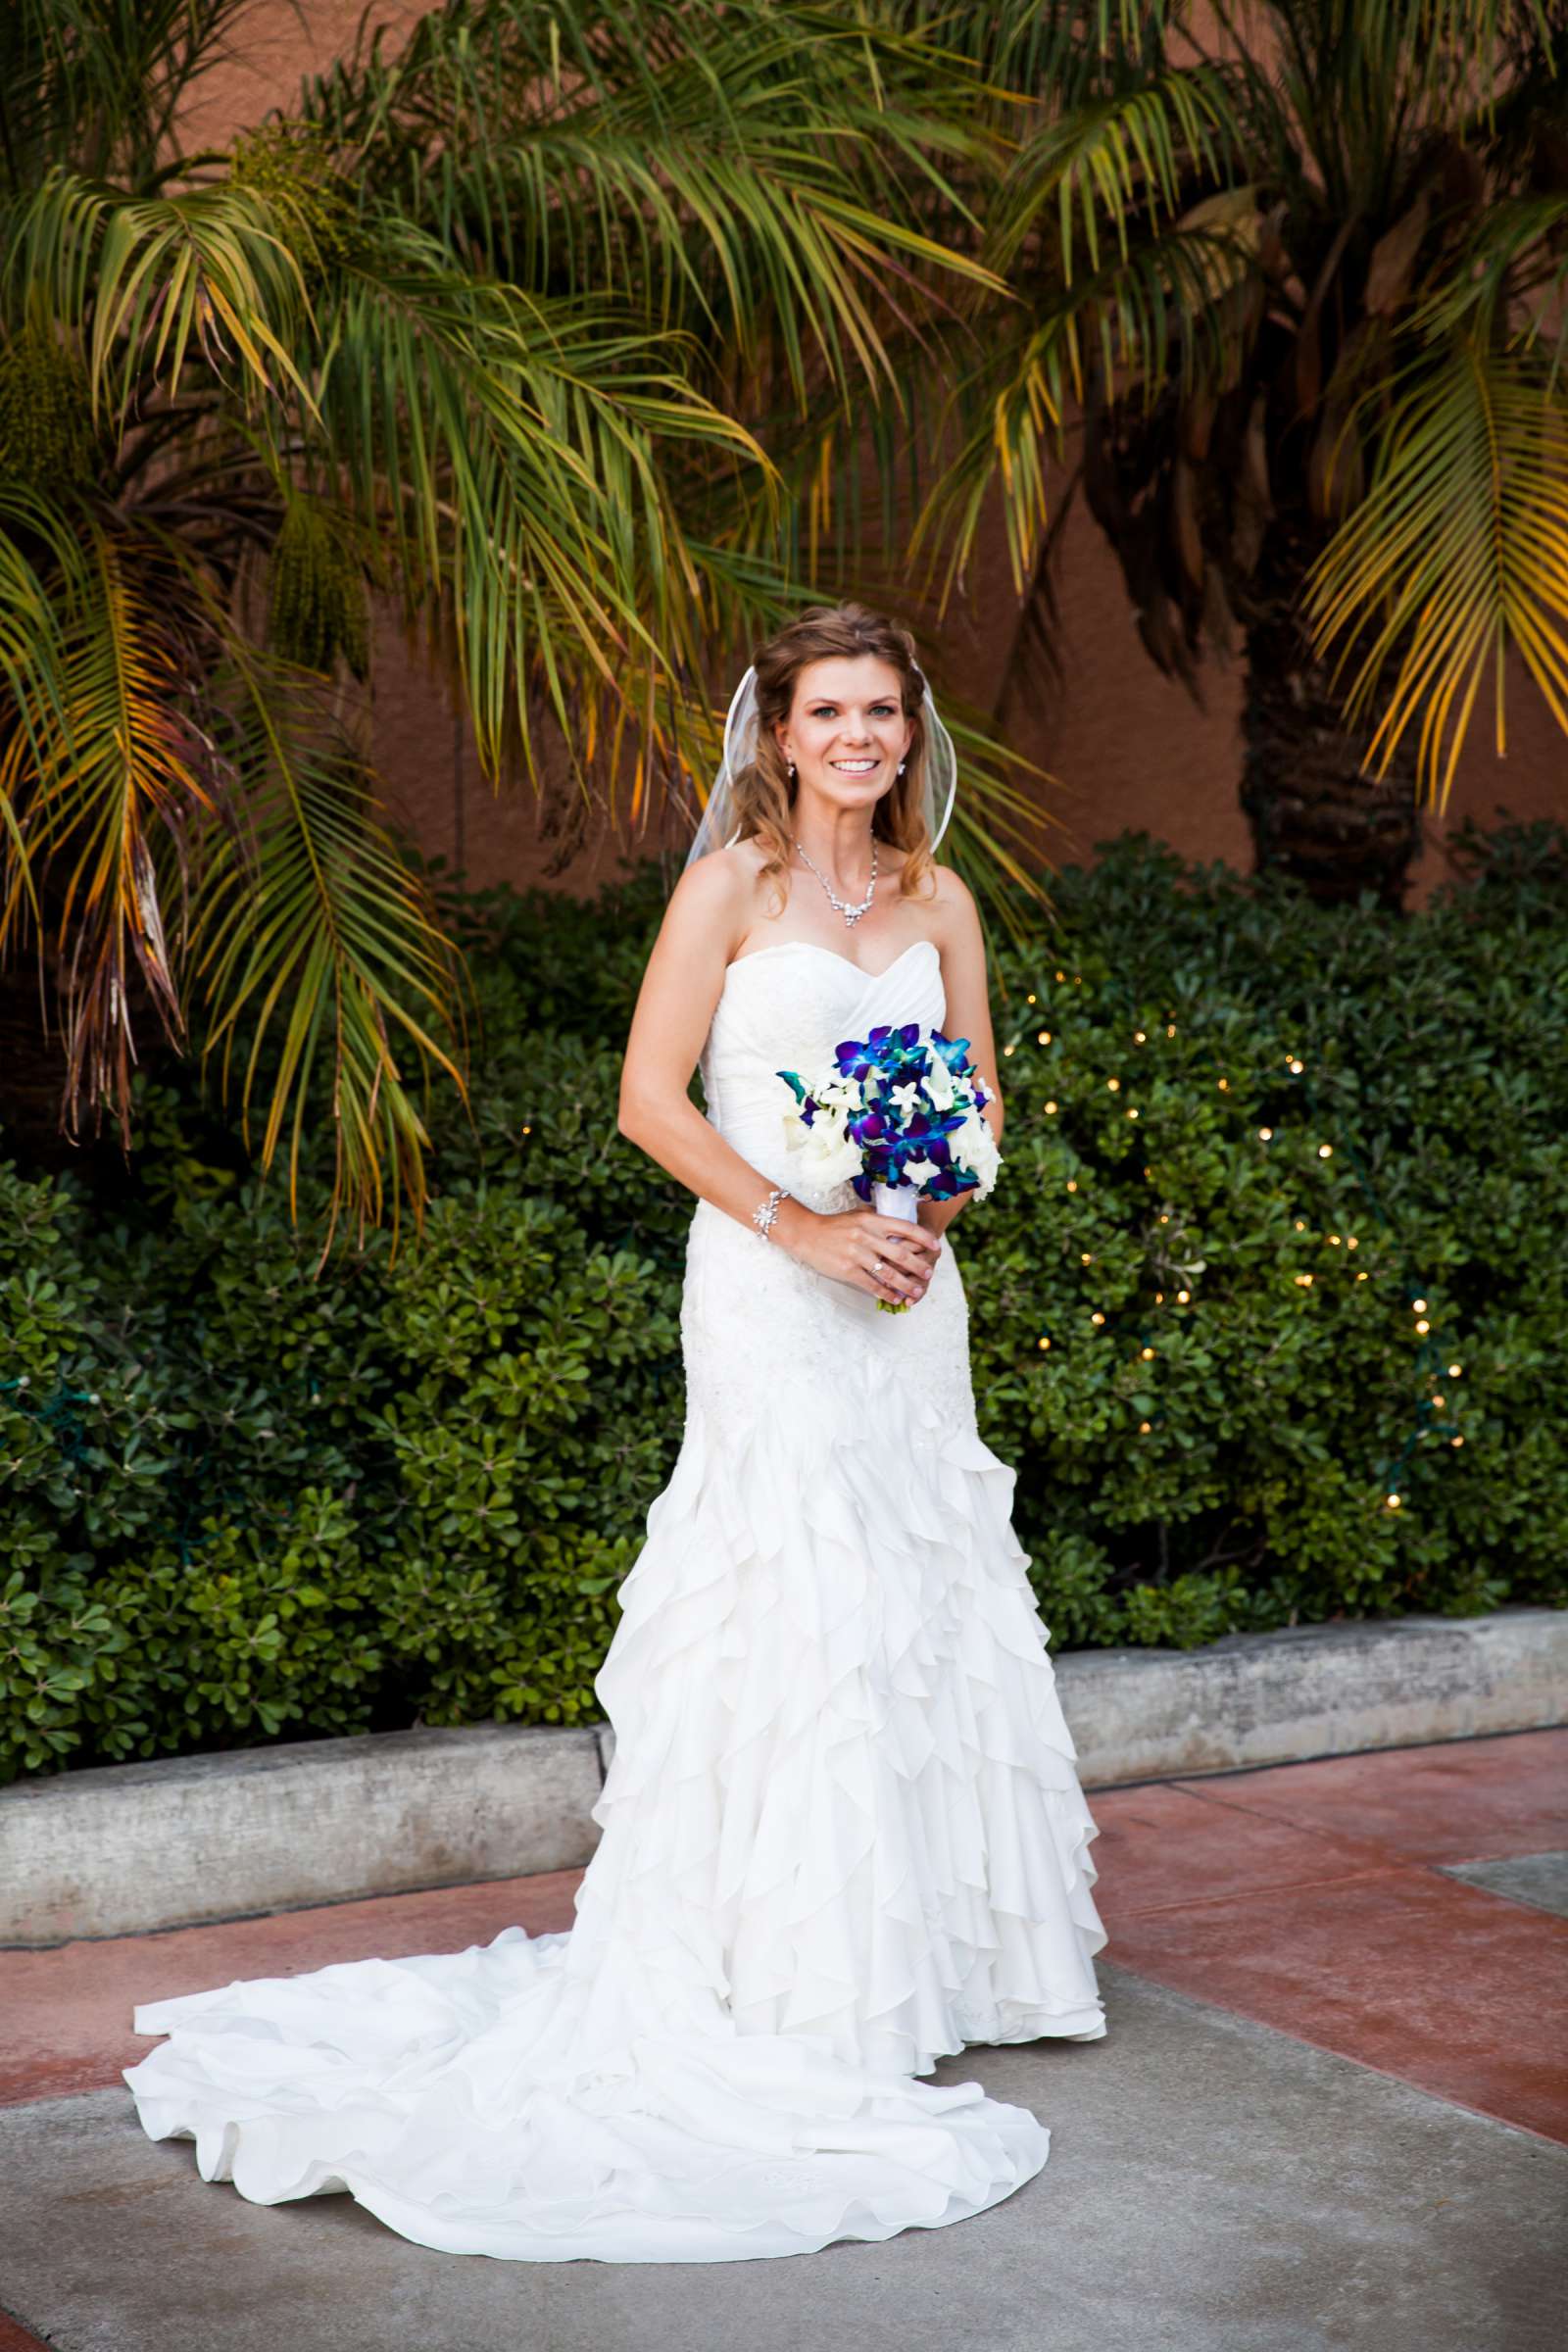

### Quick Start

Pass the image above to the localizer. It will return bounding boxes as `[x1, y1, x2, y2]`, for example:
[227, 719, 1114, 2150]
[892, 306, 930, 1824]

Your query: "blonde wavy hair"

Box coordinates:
[730, 603, 939, 912]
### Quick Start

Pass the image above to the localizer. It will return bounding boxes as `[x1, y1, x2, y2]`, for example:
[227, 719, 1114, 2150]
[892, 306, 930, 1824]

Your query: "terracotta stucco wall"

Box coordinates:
[182, 3, 1565, 911]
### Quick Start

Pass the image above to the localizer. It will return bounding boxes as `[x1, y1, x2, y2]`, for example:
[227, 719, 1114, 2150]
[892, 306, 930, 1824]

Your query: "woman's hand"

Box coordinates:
[775, 1200, 942, 1306]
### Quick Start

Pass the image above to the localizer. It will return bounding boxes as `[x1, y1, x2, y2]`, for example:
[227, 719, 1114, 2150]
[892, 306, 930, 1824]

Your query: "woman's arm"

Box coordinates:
[616, 852, 793, 1235]
[616, 853, 940, 1304]
[917, 866, 1003, 1242]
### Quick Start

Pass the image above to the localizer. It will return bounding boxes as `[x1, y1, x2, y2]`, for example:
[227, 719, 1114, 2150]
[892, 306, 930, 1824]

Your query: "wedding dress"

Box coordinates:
[123, 935, 1108, 2263]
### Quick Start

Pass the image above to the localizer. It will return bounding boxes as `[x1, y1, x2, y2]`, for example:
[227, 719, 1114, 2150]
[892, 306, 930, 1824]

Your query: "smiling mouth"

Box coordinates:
[829, 758, 880, 773]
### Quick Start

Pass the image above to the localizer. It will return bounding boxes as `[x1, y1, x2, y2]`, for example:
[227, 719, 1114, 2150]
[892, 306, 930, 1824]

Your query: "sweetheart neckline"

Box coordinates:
[722, 937, 941, 987]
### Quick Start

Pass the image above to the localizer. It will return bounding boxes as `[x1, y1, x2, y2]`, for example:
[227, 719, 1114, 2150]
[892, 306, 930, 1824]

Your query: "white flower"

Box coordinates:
[950, 1109, 1001, 1197]
[890, 1079, 922, 1120]
[795, 1124, 866, 1189]
[924, 1054, 956, 1110]
[903, 1154, 942, 1191]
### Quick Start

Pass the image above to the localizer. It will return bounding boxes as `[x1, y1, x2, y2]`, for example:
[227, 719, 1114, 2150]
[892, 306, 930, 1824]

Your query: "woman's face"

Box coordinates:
[774, 655, 914, 817]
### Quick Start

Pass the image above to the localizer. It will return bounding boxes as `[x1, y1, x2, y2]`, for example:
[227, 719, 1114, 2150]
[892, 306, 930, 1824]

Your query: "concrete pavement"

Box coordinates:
[2, 1732, 1564, 2350]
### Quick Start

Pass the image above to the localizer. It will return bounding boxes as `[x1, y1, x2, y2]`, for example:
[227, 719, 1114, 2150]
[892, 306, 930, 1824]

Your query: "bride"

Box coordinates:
[123, 601, 1108, 2264]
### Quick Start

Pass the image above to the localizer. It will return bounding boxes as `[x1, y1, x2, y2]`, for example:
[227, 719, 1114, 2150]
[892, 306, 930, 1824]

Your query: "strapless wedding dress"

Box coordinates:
[123, 937, 1107, 2263]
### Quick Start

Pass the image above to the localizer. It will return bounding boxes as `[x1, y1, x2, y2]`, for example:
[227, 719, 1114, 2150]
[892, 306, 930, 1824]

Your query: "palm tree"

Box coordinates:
[0, 0, 1009, 1239]
[909, 0, 1568, 907]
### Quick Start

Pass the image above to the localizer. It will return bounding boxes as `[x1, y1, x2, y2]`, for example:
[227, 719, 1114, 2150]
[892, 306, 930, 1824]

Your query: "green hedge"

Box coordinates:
[3, 821, 1564, 1782]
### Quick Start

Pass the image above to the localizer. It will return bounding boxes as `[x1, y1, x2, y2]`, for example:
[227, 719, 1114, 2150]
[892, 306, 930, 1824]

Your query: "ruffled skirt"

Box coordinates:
[124, 1205, 1107, 2262]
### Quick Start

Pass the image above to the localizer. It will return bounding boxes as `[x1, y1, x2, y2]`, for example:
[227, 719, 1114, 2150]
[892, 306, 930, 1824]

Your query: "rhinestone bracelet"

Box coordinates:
[750, 1183, 790, 1241]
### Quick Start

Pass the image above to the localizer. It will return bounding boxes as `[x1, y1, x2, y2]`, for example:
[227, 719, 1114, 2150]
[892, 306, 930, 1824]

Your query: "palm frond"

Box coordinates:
[314, 234, 777, 782]
[0, 0, 258, 187]
[5, 167, 319, 444]
[304, 0, 1001, 409]
[1300, 336, 1568, 809]
[985, 63, 1246, 281]
[913, 218, 1260, 598]
[193, 654, 465, 1252]
[0, 507, 218, 1132]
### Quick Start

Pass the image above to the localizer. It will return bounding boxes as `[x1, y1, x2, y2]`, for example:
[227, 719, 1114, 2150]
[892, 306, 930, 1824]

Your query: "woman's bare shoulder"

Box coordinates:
[662, 843, 764, 951]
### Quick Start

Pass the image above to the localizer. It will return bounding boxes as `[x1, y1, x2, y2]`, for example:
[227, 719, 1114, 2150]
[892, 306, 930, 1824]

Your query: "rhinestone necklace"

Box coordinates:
[792, 834, 878, 929]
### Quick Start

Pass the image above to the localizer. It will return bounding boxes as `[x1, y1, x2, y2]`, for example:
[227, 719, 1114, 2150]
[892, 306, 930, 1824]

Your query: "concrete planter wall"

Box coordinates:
[4, 1605, 1564, 1947]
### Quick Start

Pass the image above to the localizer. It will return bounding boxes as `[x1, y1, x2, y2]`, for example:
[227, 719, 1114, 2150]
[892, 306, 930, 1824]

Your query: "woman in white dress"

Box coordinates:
[123, 601, 1108, 2264]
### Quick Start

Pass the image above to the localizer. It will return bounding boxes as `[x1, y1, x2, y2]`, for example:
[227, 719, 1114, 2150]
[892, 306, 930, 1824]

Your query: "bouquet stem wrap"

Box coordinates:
[871, 1181, 921, 1314]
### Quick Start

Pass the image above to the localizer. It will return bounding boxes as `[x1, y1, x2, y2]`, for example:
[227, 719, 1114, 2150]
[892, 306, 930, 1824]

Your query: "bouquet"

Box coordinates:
[776, 1021, 1001, 1312]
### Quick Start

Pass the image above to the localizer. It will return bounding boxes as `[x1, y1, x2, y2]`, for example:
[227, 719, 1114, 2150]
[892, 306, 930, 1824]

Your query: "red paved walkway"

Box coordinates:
[1091, 1733, 1568, 2142]
[4, 1732, 1563, 2153]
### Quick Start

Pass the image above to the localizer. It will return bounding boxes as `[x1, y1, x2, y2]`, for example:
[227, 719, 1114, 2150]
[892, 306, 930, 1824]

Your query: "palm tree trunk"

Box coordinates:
[1239, 533, 1425, 912]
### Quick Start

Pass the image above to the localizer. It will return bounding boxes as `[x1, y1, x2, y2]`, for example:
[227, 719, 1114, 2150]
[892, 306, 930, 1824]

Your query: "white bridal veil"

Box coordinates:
[683, 663, 959, 869]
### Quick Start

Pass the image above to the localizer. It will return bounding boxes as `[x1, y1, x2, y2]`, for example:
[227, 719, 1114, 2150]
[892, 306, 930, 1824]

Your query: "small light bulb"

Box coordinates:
[1045, 1099, 1058, 1113]
[1037, 1336, 1051, 1349]
[1081, 1251, 1093, 1265]
[1176, 1289, 1190, 1303]
[1448, 1363, 1462, 1378]
[1412, 1298, 1428, 1313]
[1451, 1435, 1463, 1447]
[1258, 1126, 1273, 1141]
[1141, 1347, 1154, 1360]
[1415, 1318, 1430, 1334]
[1127, 1107, 1139, 1119]
[1134, 1030, 1147, 1044]
[1091, 1311, 1105, 1326]
[1387, 1493, 1401, 1508]
[1027, 994, 1037, 1004]
[1139, 1420, 1152, 1434]
[1318, 1144, 1333, 1158]
[1065, 1178, 1077, 1192]
[1107, 1077, 1121, 1092]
